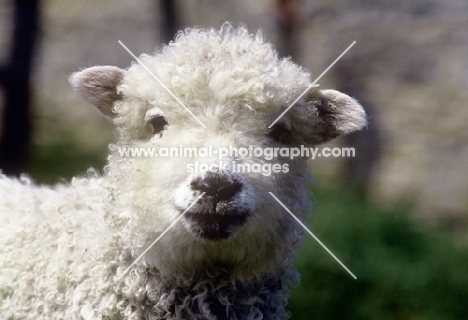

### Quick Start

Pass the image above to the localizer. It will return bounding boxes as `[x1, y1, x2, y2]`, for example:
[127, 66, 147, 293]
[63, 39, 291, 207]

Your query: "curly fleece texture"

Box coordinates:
[0, 24, 365, 319]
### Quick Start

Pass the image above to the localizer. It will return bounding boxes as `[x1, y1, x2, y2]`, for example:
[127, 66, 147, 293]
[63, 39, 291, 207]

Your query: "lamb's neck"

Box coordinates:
[146, 267, 298, 320]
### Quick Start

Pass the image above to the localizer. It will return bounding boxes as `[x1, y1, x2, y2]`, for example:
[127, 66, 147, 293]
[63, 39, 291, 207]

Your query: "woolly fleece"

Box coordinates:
[0, 24, 365, 319]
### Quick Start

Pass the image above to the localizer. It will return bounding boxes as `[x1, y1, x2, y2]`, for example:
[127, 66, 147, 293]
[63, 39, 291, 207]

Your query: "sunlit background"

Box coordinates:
[1, 0, 467, 318]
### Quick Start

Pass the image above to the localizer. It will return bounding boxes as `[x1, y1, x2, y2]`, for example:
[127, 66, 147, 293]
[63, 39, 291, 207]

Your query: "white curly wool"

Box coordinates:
[0, 24, 366, 319]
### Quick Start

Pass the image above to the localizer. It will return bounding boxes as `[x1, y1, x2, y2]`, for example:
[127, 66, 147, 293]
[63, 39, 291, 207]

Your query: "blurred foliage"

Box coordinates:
[30, 136, 108, 184]
[288, 184, 468, 319]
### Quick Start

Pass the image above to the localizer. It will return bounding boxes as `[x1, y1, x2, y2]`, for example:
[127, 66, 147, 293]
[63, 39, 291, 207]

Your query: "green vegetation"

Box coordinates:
[288, 185, 468, 319]
[30, 137, 108, 185]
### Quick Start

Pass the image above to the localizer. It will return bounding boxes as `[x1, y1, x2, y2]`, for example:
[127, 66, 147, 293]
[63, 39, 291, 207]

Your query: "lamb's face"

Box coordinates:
[70, 26, 365, 275]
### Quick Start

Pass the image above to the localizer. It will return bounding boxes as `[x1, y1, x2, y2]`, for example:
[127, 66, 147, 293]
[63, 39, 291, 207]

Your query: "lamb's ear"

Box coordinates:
[69, 66, 125, 118]
[289, 89, 367, 145]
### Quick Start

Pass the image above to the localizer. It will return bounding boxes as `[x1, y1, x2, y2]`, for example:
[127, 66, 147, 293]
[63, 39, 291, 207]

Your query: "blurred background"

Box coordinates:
[1, 0, 467, 318]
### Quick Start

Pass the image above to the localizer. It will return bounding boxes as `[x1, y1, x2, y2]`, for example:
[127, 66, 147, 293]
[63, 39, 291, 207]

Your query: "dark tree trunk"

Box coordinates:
[0, 0, 39, 176]
[334, 61, 381, 195]
[276, 0, 303, 60]
[160, 0, 179, 44]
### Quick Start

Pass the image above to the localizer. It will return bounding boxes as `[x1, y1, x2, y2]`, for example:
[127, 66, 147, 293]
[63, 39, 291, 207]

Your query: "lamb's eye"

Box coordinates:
[145, 106, 168, 137]
[268, 121, 291, 144]
[148, 115, 169, 135]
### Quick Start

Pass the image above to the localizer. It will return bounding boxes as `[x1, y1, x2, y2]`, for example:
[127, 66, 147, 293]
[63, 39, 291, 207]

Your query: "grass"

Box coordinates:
[30, 136, 108, 184]
[288, 184, 468, 320]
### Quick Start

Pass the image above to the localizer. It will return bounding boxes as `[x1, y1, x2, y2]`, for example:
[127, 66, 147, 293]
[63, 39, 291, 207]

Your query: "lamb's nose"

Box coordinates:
[190, 173, 243, 202]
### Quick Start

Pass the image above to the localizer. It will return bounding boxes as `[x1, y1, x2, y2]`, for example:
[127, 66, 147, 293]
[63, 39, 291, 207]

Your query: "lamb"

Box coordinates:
[0, 24, 366, 319]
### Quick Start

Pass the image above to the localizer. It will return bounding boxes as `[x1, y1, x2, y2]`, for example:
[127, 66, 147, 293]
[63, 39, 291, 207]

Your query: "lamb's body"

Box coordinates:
[0, 174, 112, 318]
[0, 175, 300, 320]
[0, 24, 365, 319]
